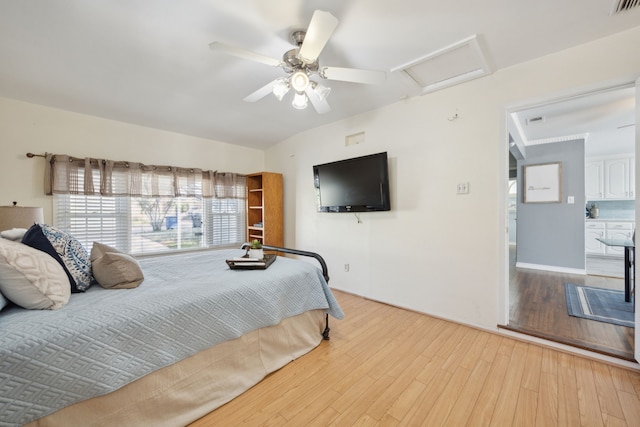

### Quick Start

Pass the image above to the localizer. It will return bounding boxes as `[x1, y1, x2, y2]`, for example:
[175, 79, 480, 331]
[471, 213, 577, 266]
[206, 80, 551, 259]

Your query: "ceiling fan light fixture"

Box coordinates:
[272, 79, 290, 101]
[211, 9, 384, 115]
[292, 92, 308, 110]
[312, 81, 331, 100]
[290, 71, 310, 92]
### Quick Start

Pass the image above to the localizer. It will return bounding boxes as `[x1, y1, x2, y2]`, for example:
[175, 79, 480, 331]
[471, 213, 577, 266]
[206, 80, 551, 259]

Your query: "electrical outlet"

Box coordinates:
[456, 182, 470, 194]
[344, 264, 350, 272]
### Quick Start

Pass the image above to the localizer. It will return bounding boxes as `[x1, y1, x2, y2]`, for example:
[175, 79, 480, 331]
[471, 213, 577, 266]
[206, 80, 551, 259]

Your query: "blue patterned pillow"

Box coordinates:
[22, 224, 93, 292]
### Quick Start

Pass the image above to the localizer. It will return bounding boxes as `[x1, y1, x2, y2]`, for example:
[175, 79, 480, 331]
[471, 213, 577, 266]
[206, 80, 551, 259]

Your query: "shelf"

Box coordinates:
[246, 172, 283, 248]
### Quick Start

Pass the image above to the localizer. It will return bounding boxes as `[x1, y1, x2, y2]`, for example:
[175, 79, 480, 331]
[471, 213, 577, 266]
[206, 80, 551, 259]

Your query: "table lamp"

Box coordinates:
[0, 202, 44, 231]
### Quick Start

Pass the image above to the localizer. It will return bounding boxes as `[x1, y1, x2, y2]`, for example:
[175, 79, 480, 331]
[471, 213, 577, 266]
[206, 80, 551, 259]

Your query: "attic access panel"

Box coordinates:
[392, 35, 492, 95]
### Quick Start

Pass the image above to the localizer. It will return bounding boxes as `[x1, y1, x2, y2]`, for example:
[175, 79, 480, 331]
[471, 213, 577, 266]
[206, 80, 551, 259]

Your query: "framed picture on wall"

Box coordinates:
[523, 162, 562, 203]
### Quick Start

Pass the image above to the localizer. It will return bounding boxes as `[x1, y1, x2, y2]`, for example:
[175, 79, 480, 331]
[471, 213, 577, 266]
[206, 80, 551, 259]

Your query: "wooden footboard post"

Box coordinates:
[243, 243, 332, 340]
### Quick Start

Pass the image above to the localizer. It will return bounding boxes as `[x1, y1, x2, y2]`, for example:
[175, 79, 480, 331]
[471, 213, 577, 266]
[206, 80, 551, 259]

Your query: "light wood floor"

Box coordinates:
[507, 246, 635, 361]
[190, 290, 640, 426]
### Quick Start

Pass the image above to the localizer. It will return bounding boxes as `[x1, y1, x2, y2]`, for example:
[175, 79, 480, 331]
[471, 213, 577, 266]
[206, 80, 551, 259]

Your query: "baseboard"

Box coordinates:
[515, 262, 586, 275]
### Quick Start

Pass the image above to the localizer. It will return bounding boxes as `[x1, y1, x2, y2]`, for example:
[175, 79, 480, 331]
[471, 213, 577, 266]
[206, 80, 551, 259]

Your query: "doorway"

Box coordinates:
[503, 82, 637, 360]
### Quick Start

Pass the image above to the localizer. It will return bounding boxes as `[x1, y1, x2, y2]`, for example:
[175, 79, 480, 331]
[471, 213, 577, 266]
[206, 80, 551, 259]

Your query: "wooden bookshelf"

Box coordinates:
[246, 172, 283, 248]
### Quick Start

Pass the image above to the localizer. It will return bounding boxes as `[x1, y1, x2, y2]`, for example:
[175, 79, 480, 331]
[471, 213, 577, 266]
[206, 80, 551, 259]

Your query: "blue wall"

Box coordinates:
[516, 139, 586, 270]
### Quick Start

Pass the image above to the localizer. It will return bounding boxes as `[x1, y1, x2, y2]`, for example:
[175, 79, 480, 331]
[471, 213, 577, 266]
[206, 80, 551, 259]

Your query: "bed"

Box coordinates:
[0, 245, 343, 427]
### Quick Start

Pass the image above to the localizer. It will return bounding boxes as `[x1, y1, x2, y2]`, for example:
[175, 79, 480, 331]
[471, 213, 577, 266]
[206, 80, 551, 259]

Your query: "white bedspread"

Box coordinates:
[0, 249, 343, 427]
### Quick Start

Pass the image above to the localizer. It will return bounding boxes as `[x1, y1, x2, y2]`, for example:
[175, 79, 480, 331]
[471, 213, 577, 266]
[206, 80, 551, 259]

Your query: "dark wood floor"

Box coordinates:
[505, 246, 635, 361]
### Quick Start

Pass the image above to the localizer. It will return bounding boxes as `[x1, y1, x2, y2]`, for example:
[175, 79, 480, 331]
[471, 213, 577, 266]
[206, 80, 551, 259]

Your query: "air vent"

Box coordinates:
[526, 116, 545, 125]
[610, 0, 640, 14]
[345, 131, 365, 146]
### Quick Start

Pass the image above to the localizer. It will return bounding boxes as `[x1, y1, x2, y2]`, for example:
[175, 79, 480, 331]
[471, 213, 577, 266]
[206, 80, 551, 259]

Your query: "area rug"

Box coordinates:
[565, 284, 634, 328]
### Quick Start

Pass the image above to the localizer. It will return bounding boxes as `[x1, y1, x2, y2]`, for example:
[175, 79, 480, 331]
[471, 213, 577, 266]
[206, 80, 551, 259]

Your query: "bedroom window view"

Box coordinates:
[48, 154, 247, 255]
[54, 195, 245, 255]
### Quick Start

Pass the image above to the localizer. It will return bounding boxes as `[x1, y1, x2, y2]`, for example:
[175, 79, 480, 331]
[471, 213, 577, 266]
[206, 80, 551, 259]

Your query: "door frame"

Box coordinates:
[498, 77, 638, 363]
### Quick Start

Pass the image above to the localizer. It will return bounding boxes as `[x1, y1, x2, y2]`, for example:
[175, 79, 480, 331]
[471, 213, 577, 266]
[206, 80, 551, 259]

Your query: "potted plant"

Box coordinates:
[248, 239, 264, 259]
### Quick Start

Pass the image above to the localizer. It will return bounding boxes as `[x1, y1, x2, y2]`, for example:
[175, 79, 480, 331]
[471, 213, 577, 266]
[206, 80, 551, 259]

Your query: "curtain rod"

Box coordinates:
[25, 152, 237, 176]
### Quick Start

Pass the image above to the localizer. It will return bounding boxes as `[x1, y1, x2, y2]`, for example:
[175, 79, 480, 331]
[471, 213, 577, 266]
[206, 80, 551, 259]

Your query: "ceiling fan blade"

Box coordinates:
[305, 87, 331, 114]
[298, 10, 339, 64]
[321, 66, 386, 85]
[209, 42, 282, 67]
[243, 79, 279, 103]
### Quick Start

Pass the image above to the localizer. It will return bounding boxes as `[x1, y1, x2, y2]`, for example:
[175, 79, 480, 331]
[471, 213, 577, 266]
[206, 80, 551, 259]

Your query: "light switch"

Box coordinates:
[456, 182, 470, 194]
[567, 196, 574, 204]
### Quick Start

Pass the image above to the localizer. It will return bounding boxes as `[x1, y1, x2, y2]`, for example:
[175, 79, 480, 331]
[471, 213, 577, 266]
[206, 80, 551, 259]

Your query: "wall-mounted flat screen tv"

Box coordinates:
[313, 152, 390, 212]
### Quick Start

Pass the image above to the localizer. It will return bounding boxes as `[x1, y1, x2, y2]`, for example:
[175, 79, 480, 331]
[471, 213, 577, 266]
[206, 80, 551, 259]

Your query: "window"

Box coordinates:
[55, 194, 246, 255]
[48, 154, 246, 255]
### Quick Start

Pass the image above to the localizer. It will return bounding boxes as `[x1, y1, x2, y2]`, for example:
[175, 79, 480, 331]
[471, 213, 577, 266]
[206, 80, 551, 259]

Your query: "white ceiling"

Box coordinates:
[511, 85, 636, 158]
[1, 0, 639, 150]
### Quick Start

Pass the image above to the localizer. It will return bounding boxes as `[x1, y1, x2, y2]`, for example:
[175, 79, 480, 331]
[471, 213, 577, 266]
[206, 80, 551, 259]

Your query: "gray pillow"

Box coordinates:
[90, 242, 144, 289]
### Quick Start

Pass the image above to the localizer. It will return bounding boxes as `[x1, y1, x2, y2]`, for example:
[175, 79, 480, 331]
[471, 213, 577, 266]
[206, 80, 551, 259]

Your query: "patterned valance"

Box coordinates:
[44, 154, 246, 199]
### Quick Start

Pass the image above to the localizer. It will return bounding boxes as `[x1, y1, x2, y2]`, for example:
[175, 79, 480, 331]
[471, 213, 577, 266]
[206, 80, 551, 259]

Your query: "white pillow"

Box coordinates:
[0, 228, 28, 241]
[0, 239, 70, 310]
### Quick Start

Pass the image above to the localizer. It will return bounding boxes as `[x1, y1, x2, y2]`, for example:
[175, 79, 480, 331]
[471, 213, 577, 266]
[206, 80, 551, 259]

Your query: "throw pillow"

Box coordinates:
[0, 238, 70, 309]
[0, 290, 7, 311]
[22, 224, 93, 292]
[0, 228, 28, 241]
[90, 242, 144, 289]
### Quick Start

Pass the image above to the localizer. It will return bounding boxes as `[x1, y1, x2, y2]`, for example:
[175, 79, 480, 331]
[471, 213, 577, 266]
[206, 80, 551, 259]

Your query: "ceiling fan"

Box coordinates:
[209, 10, 386, 114]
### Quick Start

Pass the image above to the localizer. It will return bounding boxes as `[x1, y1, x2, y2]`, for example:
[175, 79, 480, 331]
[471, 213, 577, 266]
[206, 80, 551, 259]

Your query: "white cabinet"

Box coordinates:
[586, 155, 635, 200]
[604, 158, 630, 199]
[604, 222, 634, 256]
[630, 159, 635, 199]
[585, 161, 604, 200]
[586, 221, 634, 257]
[585, 222, 605, 255]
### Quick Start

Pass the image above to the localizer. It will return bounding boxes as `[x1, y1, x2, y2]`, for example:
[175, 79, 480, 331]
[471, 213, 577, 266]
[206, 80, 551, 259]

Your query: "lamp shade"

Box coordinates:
[0, 205, 44, 231]
[290, 71, 310, 92]
[292, 92, 308, 110]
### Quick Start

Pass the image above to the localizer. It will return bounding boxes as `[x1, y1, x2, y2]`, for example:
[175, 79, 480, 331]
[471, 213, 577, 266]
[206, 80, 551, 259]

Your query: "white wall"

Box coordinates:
[266, 26, 640, 330]
[0, 97, 264, 222]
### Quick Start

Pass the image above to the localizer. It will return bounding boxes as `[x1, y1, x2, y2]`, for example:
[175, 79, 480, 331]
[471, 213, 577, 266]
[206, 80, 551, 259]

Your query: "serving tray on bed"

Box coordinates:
[226, 254, 277, 270]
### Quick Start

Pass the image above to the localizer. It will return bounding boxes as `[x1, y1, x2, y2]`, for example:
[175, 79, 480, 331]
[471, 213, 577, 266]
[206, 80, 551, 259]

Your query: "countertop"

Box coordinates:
[585, 218, 635, 222]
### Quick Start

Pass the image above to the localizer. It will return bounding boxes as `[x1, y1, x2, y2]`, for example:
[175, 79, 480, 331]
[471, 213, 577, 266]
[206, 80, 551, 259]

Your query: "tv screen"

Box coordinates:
[313, 152, 390, 212]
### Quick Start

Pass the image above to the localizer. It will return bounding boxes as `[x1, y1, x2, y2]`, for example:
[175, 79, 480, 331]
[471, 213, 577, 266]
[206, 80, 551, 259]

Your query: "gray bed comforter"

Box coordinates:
[0, 249, 343, 426]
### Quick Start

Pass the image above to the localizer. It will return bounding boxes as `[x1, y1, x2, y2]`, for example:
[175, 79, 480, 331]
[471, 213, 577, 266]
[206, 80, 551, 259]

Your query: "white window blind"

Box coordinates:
[54, 194, 130, 250]
[54, 194, 246, 255]
[206, 198, 245, 246]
